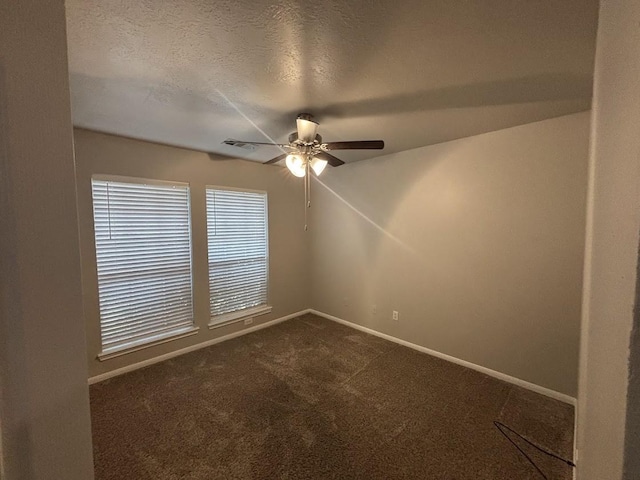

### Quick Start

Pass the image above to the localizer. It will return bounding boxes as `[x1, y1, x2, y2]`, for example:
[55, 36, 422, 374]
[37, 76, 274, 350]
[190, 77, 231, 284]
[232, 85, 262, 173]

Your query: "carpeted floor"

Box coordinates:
[90, 313, 575, 479]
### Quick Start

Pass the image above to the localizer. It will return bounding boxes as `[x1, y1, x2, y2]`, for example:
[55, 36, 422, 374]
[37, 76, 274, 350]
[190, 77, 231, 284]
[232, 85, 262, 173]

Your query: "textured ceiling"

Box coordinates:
[66, 0, 599, 164]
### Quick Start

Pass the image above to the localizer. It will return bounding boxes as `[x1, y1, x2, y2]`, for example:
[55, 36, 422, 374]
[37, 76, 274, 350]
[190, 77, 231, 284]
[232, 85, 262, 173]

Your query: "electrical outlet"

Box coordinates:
[392, 310, 399, 321]
[244, 318, 253, 326]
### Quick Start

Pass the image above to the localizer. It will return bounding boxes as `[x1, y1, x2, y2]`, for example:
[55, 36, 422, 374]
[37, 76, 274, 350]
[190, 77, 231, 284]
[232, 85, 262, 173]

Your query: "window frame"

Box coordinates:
[205, 185, 271, 329]
[91, 174, 198, 360]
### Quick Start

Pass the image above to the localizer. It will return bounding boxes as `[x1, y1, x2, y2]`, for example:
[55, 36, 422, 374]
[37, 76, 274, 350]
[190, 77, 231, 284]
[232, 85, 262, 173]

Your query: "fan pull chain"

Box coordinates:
[304, 160, 308, 231]
[304, 159, 311, 231]
[307, 160, 311, 208]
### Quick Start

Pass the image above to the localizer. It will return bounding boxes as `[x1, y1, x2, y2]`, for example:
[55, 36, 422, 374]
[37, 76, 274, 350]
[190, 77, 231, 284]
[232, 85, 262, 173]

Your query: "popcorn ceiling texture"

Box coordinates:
[66, 0, 598, 163]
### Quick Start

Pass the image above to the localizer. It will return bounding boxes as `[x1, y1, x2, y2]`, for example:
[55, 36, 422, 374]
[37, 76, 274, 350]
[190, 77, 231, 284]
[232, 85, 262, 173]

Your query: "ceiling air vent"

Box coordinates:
[222, 139, 258, 151]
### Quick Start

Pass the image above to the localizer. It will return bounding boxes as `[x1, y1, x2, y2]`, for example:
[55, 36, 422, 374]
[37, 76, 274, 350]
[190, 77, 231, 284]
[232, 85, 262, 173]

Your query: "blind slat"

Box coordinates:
[92, 178, 194, 352]
[206, 188, 269, 318]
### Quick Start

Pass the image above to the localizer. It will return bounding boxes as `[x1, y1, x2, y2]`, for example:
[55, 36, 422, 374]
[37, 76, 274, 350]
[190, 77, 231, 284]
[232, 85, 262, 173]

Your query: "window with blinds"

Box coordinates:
[206, 187, 270, 325]
[91, 177, 195, 357]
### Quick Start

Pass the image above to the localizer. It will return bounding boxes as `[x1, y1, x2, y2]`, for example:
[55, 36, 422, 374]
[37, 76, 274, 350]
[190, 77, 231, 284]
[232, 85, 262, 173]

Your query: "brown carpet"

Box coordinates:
[90, 313, 574, 479]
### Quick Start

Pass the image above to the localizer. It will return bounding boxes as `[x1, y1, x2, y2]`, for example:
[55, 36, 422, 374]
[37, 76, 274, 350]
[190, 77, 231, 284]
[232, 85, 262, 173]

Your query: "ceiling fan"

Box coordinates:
[223, 113, 384, 177]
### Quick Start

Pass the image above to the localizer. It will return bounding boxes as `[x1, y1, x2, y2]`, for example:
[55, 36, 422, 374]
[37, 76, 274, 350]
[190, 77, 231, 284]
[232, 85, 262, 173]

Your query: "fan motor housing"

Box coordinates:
[288, 132, 322, 145]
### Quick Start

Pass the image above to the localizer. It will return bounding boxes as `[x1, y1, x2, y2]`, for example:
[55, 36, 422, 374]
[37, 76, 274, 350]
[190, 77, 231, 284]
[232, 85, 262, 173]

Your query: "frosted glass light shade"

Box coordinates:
[310, 157, 328, 176]
[285, 154, 306, 177]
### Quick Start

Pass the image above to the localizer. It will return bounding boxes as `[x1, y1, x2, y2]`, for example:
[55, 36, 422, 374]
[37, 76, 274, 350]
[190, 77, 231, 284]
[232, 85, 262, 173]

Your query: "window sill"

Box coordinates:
[98, 326, 200, 361]
[208, 305, 273, 330]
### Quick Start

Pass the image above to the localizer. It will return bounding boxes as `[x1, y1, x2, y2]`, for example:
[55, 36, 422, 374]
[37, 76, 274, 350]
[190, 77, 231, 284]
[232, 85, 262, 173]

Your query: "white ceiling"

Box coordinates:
[66, 0, 599, 164]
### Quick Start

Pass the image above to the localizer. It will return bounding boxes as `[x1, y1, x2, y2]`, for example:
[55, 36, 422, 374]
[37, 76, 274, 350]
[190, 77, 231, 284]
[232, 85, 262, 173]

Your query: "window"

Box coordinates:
[91, 176, 196, 358]
[206, 187, 270, 326]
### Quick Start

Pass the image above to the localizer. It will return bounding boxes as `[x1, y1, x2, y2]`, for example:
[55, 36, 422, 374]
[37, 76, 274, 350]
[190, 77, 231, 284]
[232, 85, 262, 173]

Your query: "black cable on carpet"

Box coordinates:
[493, 420, 576, 479]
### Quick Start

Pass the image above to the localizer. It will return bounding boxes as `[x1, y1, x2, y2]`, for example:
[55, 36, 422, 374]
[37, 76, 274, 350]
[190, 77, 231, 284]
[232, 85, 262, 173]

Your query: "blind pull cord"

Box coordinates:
[304, 160, 311, 231]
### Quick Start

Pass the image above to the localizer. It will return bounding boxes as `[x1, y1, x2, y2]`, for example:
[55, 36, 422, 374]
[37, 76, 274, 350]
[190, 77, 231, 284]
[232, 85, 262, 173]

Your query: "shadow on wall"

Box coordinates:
[0, 63, 37, 480]
[311, 139, 479, 313]
[310, 140, 456, 328]
[623, 244, 640, 477]
[310, 113, 588, 396]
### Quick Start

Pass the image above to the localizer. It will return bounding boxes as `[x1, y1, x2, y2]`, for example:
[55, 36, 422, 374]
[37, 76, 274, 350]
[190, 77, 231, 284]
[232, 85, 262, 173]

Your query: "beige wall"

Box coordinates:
[577, 1, 640, 478]
[310, 112, 590, 397]
[74, 129, 309, 378]
[0, 0, 94, 478]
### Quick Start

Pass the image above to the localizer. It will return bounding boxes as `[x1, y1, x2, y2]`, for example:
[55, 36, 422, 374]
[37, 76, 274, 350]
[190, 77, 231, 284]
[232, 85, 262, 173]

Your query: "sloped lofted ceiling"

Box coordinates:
[65, 0, 599, 164]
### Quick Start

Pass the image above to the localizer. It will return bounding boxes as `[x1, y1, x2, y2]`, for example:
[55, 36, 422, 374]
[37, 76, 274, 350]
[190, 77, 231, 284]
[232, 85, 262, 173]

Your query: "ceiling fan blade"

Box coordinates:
[324, 140, 384, 150]
[296, 114, 319, 143]
[263, 153, 288, 165]
[315, 151, 345, 167]
[223, 139, 289, 148]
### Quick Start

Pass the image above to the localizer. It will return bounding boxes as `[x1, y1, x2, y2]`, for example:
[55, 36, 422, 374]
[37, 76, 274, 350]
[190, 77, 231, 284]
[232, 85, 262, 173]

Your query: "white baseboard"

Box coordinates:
[90, 307, 577, 408]
[309, 309, 577, 406]
[88, 309, 311, 385]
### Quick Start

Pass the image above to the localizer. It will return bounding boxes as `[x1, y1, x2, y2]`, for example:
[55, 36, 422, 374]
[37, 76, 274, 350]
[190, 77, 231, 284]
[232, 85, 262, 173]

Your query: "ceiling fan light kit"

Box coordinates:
[310, 157, 328, 176]
[284, 154, 328, 178]
[222, 113, 384, 174]
[223, 113, 384, 229]
[285, 154, 307, 177]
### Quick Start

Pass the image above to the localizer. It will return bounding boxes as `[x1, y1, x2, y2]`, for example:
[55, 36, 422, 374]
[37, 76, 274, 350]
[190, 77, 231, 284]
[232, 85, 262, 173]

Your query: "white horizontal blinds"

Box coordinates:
[206, 188, 268, 320]
[91, 178, 194, 353]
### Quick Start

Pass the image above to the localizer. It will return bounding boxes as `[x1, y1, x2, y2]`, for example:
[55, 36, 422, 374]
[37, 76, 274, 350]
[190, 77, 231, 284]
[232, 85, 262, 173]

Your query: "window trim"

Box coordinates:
[208, 305, 273, 330]
[91, 174, 196, 360]
[205, 185, 271, 328]
[98, 326, 200, 361]
[92, 173, 190, 189]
